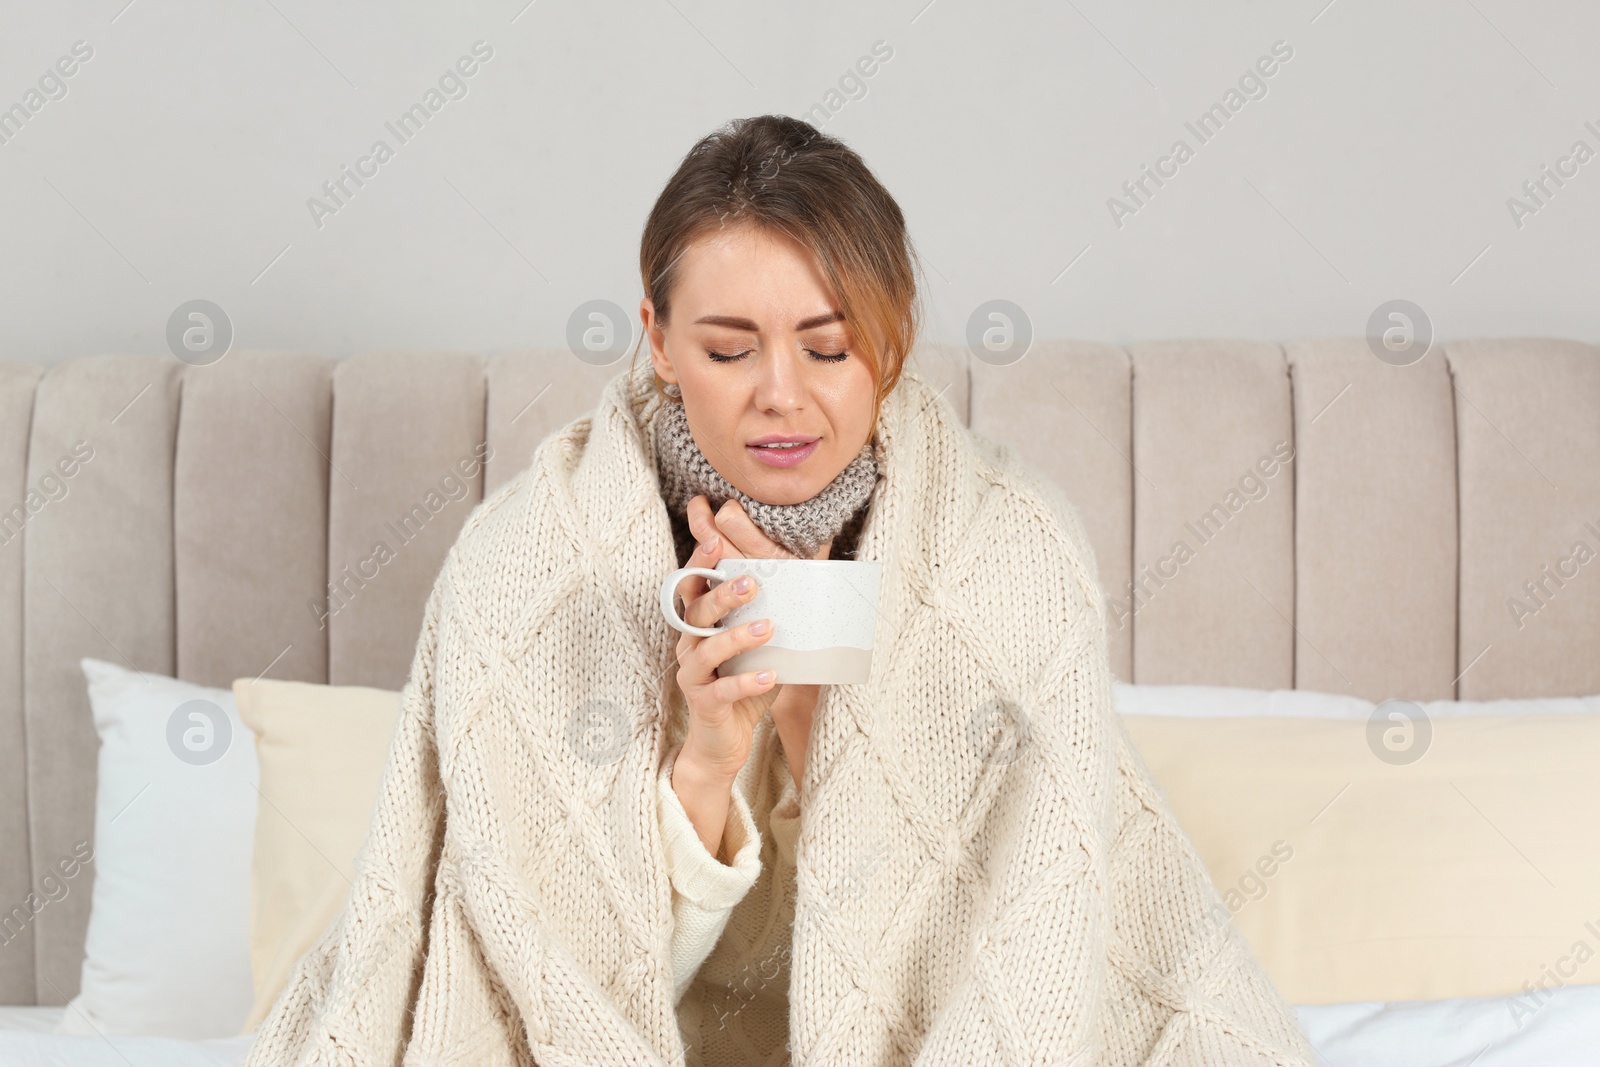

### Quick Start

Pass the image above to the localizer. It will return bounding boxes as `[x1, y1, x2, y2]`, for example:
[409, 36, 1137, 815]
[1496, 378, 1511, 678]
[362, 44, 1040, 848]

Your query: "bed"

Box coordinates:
[3, 337, 1597, 1064]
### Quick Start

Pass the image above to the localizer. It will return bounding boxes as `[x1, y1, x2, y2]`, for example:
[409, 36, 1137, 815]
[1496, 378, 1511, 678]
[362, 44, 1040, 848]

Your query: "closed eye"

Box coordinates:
[706, 348, 849, 364]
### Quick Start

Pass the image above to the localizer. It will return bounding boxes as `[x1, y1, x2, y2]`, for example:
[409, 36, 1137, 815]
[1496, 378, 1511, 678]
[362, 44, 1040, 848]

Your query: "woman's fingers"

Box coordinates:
[675, 495, 769, 684]
[685, 567, 757, 631]
[686, 495, 722, 556]
[709, 666, 777, 708]
[682, 615, 772, 683]
[711, 498, 792, 559]
[670, 515, 719, 673]
[678, 496, 740, 635]
[673, 496, 723, 612]
[690, 493, 792, 562]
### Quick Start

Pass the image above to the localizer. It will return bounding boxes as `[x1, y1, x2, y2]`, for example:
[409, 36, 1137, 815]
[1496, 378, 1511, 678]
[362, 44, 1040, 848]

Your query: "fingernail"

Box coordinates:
[733, 576, 751, 593]
[756, 671, 775, 684]
[750, 619, 770, 635]
[702, 534, 718, 550]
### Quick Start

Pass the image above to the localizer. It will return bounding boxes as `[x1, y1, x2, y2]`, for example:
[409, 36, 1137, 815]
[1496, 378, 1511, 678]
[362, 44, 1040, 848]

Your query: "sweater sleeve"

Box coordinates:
[658, 748, 762, 1001]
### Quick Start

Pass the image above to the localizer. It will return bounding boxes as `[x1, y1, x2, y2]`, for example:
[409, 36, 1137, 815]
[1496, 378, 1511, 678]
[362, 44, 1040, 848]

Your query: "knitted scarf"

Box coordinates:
[241, 353, 1317, 1067]
[651, 394, 879, 561]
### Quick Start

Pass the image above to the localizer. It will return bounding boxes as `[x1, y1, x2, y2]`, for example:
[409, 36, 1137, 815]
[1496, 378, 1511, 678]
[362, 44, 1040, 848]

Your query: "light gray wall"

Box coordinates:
[1, 0, 1596, 367]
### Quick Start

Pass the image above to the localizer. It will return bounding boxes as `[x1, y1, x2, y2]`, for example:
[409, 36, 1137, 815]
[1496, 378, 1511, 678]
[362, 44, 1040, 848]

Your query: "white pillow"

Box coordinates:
[56, 659, 258, 1039]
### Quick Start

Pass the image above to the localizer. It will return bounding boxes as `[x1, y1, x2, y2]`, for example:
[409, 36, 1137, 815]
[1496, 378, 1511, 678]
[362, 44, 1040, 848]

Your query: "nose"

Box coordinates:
[752, 345, 807, 414]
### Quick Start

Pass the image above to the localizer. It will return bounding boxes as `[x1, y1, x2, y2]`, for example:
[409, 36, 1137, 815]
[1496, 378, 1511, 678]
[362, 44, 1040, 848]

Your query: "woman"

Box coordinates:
[638, 117, 898, 1047]
[243, 115, 1316, 1067]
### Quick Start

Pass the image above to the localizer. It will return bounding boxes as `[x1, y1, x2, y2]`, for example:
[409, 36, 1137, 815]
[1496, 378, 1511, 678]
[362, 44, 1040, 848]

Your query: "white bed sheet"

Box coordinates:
[2, 983, 1597, 1065]
[1297, 981, 1600, 1067]
[0, 1007, 254, 1066]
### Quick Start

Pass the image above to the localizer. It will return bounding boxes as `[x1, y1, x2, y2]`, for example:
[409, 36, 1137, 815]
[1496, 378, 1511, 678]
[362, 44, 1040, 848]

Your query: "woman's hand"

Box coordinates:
[669, 521, 777, 787]
[692, 494, 832, 566]
[673, 494, 826, 791]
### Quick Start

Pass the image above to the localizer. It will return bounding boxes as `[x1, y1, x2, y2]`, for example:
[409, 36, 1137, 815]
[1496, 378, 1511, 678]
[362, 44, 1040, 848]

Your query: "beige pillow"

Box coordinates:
[233, 677, 401, 1033]
[1122, 712, 1600, 1004]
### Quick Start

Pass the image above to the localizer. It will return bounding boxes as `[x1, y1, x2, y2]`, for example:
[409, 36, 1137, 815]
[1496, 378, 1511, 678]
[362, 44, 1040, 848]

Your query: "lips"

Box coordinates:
[747, 438, 819, 467]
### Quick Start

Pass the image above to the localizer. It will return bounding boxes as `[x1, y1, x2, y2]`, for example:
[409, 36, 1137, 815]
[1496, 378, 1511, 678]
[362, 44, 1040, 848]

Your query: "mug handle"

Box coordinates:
[659, 566, 728, 637]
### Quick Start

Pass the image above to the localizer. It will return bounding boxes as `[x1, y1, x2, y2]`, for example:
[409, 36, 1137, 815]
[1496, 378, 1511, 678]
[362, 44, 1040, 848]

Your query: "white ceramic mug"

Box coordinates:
[659, 558, 882, 685]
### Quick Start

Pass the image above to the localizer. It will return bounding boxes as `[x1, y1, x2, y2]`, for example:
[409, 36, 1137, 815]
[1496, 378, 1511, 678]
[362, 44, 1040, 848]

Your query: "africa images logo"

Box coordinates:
[306, 41, 494, 230]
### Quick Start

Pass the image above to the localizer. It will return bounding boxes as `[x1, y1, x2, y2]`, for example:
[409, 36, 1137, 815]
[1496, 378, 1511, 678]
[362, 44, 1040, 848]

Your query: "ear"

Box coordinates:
[642, 297, 674, 382]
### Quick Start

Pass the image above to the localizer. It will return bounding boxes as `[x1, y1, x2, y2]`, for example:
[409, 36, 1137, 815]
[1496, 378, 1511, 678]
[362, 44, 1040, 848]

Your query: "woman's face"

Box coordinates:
[642, 224, 879, 506]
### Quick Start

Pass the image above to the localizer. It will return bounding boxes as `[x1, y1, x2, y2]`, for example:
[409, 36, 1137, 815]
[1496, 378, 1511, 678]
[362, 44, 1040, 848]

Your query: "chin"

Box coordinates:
[741, 467, 830, 506]
[742, 481, 820, 507]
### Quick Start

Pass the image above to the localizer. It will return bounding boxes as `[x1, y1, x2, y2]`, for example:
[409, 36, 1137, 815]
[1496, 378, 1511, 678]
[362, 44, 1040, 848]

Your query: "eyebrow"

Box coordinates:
[691, 311, 846, 332]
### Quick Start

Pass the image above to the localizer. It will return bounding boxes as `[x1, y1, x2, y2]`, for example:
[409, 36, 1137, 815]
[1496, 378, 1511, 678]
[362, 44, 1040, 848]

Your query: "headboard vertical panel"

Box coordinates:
[327, 353, 487, 690]
[970, 341, 1132, 683]
[1448, 338, 1600, 700]
[486, 351, 634, 497]
[23, 356, 183, 1004]
[1128, 341, 1295, 688]
[1286, 340, 1459, 702]
[0, 362, 44, 1004]
[175, 353, 336, 690]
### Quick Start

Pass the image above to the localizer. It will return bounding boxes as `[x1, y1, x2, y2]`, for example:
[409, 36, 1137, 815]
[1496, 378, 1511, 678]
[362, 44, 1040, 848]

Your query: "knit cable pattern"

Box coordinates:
[239, 353, 1319, 1067]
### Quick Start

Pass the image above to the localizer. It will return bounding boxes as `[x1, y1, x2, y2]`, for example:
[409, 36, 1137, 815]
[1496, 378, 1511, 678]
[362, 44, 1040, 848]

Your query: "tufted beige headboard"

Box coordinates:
[2, 337, 1597, 1006]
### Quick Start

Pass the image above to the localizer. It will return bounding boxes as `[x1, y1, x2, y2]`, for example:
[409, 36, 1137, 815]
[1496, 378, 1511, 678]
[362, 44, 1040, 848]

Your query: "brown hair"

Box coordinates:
[629, 114, 924, 431]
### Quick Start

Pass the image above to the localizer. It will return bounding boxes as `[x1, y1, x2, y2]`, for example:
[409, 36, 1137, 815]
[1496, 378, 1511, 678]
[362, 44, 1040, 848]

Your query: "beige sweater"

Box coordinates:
[659, 717, 805, 1065]
[241, 353, 1317, 1066]
[657, 725, 799, 1001]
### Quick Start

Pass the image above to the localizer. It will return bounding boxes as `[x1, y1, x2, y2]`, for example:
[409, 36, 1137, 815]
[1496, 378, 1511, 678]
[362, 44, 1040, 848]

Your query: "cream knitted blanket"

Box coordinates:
[242, 353, 1317, 1067]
